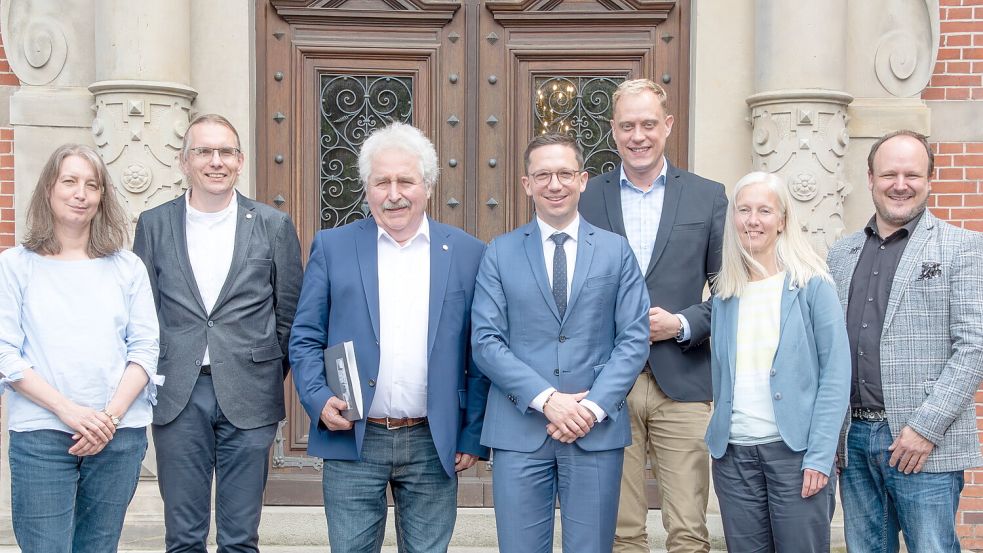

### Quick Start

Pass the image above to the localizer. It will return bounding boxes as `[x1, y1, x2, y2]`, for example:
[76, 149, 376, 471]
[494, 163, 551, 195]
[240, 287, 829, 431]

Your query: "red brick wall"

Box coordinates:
[923, 0, 983, 100]
[0, 26, 14, 251]
[924, 1, 983, 550]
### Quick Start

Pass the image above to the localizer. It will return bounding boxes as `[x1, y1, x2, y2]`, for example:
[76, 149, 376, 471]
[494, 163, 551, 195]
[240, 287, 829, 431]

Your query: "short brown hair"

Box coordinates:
[612, 79, 669, 115]
[23, 144, 129, 257]
[523, 133, 585, 172]
[867, 130, 935, 177]
[180, 113, 241, 162]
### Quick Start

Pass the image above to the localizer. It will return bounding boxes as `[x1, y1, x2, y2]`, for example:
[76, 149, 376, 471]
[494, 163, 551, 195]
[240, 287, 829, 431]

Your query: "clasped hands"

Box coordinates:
[544, 391, 596, 443]
[58, 402, 117, 456]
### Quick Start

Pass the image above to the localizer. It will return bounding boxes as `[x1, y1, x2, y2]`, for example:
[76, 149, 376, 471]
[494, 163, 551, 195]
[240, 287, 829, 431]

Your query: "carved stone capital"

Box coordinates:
[88, 80, 198, 222]
[748, 89, 853, 253]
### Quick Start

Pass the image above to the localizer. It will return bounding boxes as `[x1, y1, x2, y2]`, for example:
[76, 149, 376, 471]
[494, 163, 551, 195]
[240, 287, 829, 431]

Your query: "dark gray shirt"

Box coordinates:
[846, 212, 923, 410]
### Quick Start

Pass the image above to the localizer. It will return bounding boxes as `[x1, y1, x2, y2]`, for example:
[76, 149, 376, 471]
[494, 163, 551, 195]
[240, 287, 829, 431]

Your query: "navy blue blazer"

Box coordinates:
[289, 217, 490, 477]
[705, 275, 850, 476]
[471, 218, 650, 453]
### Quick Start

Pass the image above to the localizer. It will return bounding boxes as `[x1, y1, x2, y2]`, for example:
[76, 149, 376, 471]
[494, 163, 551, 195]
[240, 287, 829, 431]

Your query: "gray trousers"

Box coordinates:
[712, 441, 837, 553]
[153, 375, 278, 553]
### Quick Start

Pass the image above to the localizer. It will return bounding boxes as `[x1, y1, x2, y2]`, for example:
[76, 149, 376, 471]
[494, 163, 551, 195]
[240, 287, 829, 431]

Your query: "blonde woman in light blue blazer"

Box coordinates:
[706, 171, 850, 553]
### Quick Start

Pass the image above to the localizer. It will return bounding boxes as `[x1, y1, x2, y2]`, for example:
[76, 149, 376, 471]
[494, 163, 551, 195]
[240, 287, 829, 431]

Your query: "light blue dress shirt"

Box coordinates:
[0, 246, 162, 432]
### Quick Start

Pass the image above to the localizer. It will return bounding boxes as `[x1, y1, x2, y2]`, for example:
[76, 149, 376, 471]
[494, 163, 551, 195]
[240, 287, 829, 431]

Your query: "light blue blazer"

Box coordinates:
[705, 274, 850, 476]
[471, 218, 650, 453]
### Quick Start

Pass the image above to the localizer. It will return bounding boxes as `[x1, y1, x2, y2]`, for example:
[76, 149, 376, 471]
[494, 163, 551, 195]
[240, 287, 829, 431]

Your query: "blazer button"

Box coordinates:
[770, 369, 776, 376]
[368, 379, 376, 387]
[207, 320, 214, 327]
[773, 392, 782, 400]
[554, 368, 560, 376]
[558, 335, 567, 342]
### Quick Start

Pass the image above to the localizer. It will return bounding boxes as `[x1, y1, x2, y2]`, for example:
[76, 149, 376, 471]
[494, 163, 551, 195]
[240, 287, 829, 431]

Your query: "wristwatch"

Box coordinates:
[674, 316, 684, 342]
[102, 409, 121, 428]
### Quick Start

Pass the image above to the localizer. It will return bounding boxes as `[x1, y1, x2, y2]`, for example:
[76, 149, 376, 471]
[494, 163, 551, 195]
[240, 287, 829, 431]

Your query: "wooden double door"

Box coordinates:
[256, 0, 690, 507]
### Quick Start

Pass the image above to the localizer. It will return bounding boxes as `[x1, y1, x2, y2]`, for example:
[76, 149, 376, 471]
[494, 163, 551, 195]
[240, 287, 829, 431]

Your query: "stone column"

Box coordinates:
[90, 0, 197, 224]
[747, 0, 853, 252]
[0, 0, 99, 543]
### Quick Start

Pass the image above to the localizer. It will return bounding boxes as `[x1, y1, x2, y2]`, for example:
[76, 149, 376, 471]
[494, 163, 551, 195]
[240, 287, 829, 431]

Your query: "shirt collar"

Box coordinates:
[377, 215, 431, 247]
[186, 190, 238, 220]
[864, 210, 924, 241]
[619, 157, 668, 192]
[537, 215, 580, 244]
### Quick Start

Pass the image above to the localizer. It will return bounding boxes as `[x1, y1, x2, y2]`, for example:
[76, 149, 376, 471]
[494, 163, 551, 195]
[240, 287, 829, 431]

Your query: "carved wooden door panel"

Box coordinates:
[257, 0, 689, 508]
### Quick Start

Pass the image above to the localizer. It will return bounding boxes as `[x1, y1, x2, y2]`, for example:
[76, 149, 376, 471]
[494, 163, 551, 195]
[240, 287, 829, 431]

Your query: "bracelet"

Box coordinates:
[543, 392, 556, 411]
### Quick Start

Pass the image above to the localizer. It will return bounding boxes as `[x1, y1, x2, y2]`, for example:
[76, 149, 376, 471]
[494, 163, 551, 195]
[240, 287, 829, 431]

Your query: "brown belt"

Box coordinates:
[366, 416, 428, 430]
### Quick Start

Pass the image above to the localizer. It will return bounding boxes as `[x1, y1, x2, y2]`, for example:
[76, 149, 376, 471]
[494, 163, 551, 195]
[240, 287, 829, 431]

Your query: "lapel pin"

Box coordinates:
[246, 213, 253, 219]
[442, 244, 448, 251]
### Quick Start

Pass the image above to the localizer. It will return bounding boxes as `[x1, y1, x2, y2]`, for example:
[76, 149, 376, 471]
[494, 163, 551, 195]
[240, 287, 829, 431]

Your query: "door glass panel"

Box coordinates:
[319, 74, 414, 229]
[533, 76, 624, 176]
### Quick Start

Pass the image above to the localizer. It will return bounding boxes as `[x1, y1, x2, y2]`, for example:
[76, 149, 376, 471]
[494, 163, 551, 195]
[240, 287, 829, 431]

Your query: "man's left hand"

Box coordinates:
[888, 425, 935, 474]
[455, 452, 477, 472]
[649, 307, 680, 342]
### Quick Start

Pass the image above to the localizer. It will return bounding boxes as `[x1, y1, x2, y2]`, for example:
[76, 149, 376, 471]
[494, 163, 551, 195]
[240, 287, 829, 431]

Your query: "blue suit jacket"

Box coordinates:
[471, 218, 650, 452]
[289, 217, 490, 477]
[705, 275, 850, 476]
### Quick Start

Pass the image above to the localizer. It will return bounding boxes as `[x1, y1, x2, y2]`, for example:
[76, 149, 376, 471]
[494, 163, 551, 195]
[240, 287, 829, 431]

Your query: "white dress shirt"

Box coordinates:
[529, 216, 606, 422]
[370, 218, 431, 419]
[186, 192, 238, 365]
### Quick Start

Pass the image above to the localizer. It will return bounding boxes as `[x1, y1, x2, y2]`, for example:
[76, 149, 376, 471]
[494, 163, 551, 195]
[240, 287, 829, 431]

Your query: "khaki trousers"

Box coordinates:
[614, 370, 712, 553]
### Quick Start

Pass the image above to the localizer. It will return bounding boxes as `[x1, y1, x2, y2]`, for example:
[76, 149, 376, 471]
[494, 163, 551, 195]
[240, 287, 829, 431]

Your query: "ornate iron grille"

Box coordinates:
[319, 74, 413, 229]
[533, 76, 624, 177]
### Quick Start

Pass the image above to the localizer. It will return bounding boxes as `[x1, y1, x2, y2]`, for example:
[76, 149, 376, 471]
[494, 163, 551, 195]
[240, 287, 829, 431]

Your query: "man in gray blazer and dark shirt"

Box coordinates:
[579, 79, 726, 553]
[828, 130, 983, 553]
[134, 114, 303, 553]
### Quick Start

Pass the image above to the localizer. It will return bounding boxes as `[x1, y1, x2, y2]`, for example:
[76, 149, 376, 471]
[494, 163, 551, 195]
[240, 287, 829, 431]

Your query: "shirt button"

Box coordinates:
[859, 350, 865, 356]
[207, 320, 214, 327]
[862, 323, 868, 328]
[873, 271, 879, 276]
[195, 360, 202, 366]
[774, 393, 782, 400]
[861, 379, 867, 384]
[368, 379, 376, 387]
[559, 335, 567, 342]
[880, 245, 886, 250]
[867, 297, 874, 302]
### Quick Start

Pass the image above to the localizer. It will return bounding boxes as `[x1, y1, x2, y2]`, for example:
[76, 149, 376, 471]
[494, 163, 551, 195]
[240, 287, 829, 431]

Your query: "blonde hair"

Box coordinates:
[712, 172, 830, 298]
[23, 144, 128, 258]
[612, 79, 669, 114]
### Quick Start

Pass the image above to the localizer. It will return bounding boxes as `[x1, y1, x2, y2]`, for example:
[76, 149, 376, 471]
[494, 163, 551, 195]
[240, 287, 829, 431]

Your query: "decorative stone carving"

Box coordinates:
[748, 90, 854, 253]
[869, 0, 939, 97]
[89, 80, 197, 222]
[0, 0, 96, 86]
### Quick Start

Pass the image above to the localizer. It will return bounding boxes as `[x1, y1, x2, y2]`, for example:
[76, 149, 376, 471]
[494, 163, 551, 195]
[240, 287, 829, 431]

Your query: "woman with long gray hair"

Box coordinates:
[0, 144, 162, 552]
[705, 171, 850, 552]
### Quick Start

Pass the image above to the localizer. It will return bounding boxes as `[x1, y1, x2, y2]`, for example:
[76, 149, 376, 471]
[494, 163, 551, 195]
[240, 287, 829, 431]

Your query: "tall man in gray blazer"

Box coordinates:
[579, 79, 726, 553]
[828, 130, 983, 553]
[134, 114, 303, 553]
[472, 133, 650, 553]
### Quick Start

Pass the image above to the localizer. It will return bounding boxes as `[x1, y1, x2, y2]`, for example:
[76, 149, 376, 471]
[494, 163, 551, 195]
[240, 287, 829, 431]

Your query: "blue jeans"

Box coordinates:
[9, 428, 148, 553]
[841, 420, 964, 553]
[321, 421, 457, 553]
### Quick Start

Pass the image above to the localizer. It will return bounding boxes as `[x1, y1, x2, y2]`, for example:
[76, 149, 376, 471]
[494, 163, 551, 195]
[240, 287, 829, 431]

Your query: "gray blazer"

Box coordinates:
[134, 192, 303, 429]
[580, 163, 727, 402]
[827, 210, 983, 472]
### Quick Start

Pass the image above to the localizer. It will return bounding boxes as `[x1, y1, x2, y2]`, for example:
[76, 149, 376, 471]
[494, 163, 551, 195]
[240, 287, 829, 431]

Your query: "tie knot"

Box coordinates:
[550, 232, 569, 246]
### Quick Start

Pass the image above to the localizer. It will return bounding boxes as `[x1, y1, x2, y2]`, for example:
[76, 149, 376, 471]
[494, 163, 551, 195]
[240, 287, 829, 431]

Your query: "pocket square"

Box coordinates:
[916, 261, 942, 280]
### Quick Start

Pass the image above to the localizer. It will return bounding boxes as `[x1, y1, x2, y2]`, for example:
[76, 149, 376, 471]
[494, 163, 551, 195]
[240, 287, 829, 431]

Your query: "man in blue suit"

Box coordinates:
[289, 122, 489, 553]
[472, 133, 650, 553]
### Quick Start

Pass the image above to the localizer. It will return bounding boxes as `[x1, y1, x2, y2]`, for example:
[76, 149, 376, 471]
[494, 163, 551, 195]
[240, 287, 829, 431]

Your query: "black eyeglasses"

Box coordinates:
[529, 169, 580, 185]
[189, 147, 241, 161]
